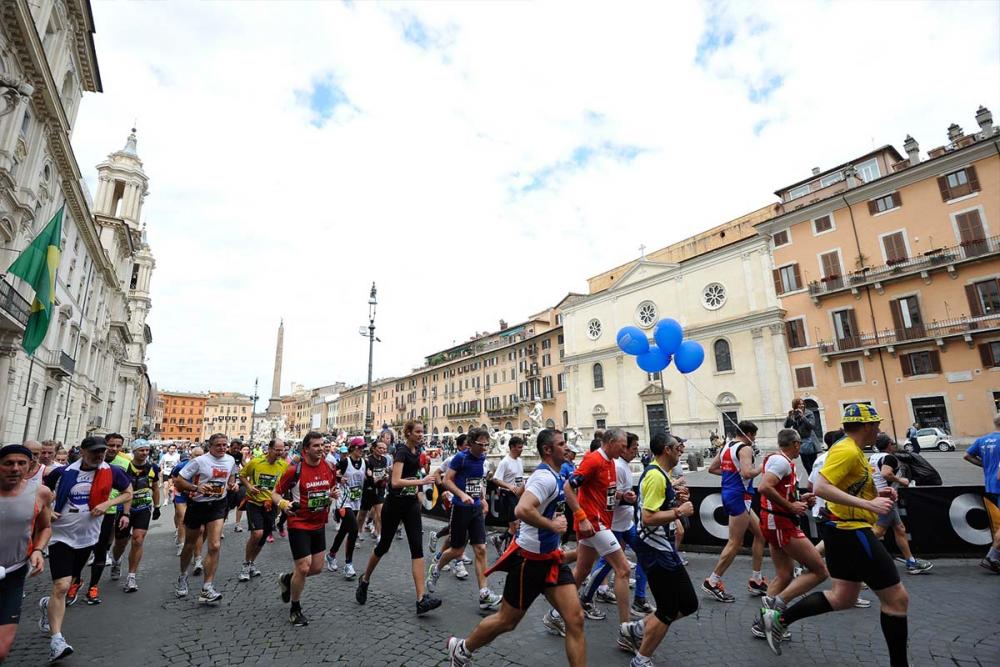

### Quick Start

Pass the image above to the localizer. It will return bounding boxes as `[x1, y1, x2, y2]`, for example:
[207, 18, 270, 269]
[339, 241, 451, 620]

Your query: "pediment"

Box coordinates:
[638, 383, 670, 398]
[608, 260, 678, 292]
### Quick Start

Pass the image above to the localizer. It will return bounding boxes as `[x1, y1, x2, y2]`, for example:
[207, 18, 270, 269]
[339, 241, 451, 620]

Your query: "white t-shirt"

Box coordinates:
[179, 453, 237, 502]
[161, 452, 181, 472]
[494, 455, 525, 488]
[517, 466, 562, 553]
[49, 462, 131, 549]
[764, 454, 794, 479]
[808, 452, 829, 518]
[612, 457, 635, 531]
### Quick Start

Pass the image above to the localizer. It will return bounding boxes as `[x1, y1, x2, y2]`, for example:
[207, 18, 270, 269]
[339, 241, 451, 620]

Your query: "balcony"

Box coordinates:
[44, 350, 76, 378]
[447, 408, 480, 420]
[487, 406, 519, 419]
[816, 312, 1000, 360]
[807, 235, 1000, 303]
[0, 278, 30, 332]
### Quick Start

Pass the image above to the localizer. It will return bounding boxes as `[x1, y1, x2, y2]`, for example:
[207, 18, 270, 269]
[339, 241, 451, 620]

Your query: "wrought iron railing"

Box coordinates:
[817, 313, 1000, 354]
[0, 277, 31, 327]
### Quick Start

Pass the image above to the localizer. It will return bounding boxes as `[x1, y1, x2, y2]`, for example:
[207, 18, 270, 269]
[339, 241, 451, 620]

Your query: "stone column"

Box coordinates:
[769, 323, 794, 412]
[752, 327, 776, 416]
[0, 340, 19, 439]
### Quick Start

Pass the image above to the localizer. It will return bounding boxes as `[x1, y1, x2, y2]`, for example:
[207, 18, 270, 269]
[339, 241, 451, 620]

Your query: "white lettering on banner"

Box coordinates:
[698, 493, 729, 541]
[305, 480, 328, 489]
[948, 493, 992, 545]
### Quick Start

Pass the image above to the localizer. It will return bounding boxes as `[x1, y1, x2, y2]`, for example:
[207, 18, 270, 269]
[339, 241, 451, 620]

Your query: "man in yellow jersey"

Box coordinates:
[237, 438, 288, 582]
[762, 404, 910, 667]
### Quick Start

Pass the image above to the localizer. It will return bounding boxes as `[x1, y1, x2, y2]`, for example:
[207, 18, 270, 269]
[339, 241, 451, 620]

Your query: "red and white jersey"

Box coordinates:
[760, 452, 797, 527]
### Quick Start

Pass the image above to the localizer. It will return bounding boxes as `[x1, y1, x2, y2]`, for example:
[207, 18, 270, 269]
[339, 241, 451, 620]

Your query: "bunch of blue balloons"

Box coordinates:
[615, 318, 705, 374]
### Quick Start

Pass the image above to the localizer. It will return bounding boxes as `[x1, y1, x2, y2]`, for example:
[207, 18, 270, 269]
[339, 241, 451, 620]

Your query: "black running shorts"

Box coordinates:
[821, 523, 900, 591]
[0, 564, 28, 625]
[183, 499, 228, 530]
[500, 553, 574, 610]
[246, 503, 275, 531]
[288, 527, 326, 561]
[645, 563, 698, 624]
[48, 542, 94, 581]
[116, 508, 152, 538]
[449, 504, 487, 548]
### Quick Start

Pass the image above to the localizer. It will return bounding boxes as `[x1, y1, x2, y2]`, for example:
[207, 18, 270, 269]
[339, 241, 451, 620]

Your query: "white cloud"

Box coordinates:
[70, 0, 999, 401]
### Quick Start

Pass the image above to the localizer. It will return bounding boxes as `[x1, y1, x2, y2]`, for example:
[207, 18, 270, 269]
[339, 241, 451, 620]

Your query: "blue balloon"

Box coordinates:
[653, 319, 684, 356]
[636, 345, 670, 373]
[674, 340, 705, 374]
[616, 326, 650, 356]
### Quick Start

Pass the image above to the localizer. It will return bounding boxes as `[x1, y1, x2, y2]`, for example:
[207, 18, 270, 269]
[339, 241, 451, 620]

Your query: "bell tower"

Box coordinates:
[92, 127, 149, 228]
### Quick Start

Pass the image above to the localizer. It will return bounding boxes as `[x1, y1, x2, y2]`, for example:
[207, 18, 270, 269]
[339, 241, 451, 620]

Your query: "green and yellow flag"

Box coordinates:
[7, 206, 63, 355]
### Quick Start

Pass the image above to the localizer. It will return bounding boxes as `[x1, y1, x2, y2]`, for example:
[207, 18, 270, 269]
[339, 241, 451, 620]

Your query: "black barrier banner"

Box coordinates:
[422, 483, 994, 558]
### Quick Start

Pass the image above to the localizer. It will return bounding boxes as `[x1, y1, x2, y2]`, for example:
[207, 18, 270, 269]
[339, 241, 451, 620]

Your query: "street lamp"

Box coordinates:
[361, 282, 378, 440]
[248, 377, 259, 445]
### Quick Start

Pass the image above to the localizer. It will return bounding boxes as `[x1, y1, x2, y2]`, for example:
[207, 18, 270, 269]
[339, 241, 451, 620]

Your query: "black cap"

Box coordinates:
[0, 444, 33, 459]
[81, 436, 108, 451]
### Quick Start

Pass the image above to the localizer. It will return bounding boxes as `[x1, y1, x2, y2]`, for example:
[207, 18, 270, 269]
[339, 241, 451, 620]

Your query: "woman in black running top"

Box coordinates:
[355, 420, 441, 615]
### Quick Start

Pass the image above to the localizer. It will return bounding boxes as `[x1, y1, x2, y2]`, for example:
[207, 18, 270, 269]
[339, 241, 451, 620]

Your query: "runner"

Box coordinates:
[159, 444, 180, 506]
[273, 432, 338, 626]
[111, 441, 161, 592]
[559, 446, 578, 546]
[668, 438, 690, 566]
[359, 439, 391, 543]
[173, 433, 238, 605]
[426, 427, 502, 610]
[565, 428, 634, 626]
[962, 413, 1000, 573]
[869, 434, 933, 574]
[428, 434, 473, 581]
[39, 437, 132, 662]
[703, 421, 767, 602]
[750, 428, 828, 643]
[446, 428, 585, 667]
[227, 439, 247, 533]
[170, 447, 202, 557]
[489, 436, 525, 557]
[762, 404, 909, 666]
[237, 438, 288, 582]
[0, 444, 52, 663]
[356, 420, 441, 615]
[326, 437, 365, 579]
[578, 432, 651, 617]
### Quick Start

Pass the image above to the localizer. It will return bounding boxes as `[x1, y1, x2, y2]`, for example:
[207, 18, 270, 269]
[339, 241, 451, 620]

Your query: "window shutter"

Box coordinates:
[967, 165, 980, 192]
[937, 175, 951, 201]
[793, 264, 802, 290]
[979, 343, 995, 367]
[846, 309, 859, 336]
[772, 268, 783, 295]
[867, 199, 878, 215]
[929, 350, 942, 373]
[900, 354, 914, 377]
[891, 191, 902, 208]
[889, 299, 904, 333]
[966, 284, 984, 317]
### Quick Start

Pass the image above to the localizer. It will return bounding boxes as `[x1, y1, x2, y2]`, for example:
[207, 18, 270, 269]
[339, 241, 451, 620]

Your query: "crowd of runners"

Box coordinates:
[1, 406, 998, 665]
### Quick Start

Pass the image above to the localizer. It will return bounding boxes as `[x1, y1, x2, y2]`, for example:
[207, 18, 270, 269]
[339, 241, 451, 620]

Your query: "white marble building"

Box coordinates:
[0, 0, 155, 444]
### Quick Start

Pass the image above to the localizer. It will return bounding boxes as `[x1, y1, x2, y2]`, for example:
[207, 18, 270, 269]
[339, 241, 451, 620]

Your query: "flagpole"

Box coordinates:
[60, 260, 95, 442]
[23, 353, 32, 406]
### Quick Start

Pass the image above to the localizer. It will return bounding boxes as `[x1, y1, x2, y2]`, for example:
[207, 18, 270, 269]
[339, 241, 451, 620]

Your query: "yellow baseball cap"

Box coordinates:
[842, 403, 882, 423]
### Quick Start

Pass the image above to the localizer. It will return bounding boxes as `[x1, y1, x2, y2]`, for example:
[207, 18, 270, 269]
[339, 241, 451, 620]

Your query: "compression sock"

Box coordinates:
[290, 600, 301, 613]
[880, 612, 909, 667]
[780, 591, 833, 626]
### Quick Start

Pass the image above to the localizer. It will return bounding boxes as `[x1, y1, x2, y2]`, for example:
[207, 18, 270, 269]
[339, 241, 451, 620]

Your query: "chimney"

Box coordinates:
[844, 164, 859, 189]
[976, 105, 993, 137]
[499, 319, 507, 331]
[811, 167, 821, 176]
[947, 123, 963, 143]
[903, 135, 920, 166]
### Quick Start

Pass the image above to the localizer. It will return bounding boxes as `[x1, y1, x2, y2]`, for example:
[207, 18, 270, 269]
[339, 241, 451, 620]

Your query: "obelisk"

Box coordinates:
[266, 319, 284, 416]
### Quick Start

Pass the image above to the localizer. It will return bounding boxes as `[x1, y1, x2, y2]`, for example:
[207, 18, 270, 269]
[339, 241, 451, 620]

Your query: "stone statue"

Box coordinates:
[527, 401, 544, 433]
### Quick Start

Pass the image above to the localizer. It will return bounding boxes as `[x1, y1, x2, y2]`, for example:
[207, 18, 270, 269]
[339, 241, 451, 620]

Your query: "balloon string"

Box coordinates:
[679, 375, 752, 444]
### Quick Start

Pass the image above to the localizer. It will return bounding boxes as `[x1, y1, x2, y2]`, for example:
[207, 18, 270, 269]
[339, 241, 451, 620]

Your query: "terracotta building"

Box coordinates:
[202, 392, 253, 441]
[756, 106, 999, 442]
[158, 391, 207, 441]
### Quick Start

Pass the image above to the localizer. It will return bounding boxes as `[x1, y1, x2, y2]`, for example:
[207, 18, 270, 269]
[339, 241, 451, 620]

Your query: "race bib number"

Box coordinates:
[515, 476, 524, 487]
[348, 485, 362, 501]
[605, 485, 616, 511]
[204, 480, 226, 497]
[401, 478, 418, 495]
[373, 468, 387, 482]
[307, 489, 330, 511]
[465, 477, 485, 498]
[133, 487, 153, 508]
[258, 474, 277, 491]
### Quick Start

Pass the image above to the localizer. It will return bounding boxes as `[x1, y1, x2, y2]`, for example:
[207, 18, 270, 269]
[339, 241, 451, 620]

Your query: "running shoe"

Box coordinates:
[238, 564, 252, 582]
[278, 527, 287, 538]
[325, 554, 339, 572]
[192, 557, 204, 576]
[396, 527, 403, 540]
[631, 598, 655, 617]
[751, 615, 766, 639]
[198, 585, 222, 605]
[344, 563, 357, 579]
[38, 596, 50, 633]
[596, 586, 617, 603]
[372, 533, 380, 543]
[289, 608, 309, 626]
[542, 609, 566, 637]
[357, 533, 365, 542]
[701, 579, 735, 602]
[175, 575, 189, 598]
[250, 563, 262, 578]
[428, 531, 439, 554]
[453, 560, 469, 580]
[981, 557, 1000, 574]
[761, 608, 786, 656]
[416, 593, 442, 616]
[426, 563, 442, 593]
[617, 620, 643, 654]
[266, 534, 275, 544]
[629, 656, 654, 667]
[86, 552, 95, 567]
[581, 601, 607, 620]
[905, 558, 933, 574]
[105, 553, 113, 566]
[678, 552, 690, 566]
[747, 576, 768, 596]
[85, 585, 101, 605]
[110, 560, 122, 581]
[461, 554, 473, 564]
[447, 637, 472, 667]
[853, 597, 872, 608]
[278, 573, 291, 604]
[66, 582, 80, 607]
[490, 534, 505, 558]
[124, 574, 138, 593]
[478, 589, 502, 610]
[355, 577, 369, 605]
[49, 635, 73, 662]
[442, 562, 452, 572]
[175, 543, 184, 556]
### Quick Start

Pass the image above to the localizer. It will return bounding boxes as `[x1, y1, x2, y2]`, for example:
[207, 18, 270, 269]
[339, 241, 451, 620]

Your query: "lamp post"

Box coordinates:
[248, 377, 259, 445]
[361, 283, 378, 441]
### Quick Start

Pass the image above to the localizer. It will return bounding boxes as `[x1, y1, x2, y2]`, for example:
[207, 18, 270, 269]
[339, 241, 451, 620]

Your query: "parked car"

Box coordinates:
[903, 427, 955, 452]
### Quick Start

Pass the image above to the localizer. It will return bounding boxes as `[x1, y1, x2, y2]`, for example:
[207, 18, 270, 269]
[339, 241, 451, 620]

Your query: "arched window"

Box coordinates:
[593, 363, 604, 389]
[522, 420, 530, 430]
[545, 418, 555, 428]
[504, 421, 512, 431]
[457, 426, 463, 434]
[714, 339, 733, 372]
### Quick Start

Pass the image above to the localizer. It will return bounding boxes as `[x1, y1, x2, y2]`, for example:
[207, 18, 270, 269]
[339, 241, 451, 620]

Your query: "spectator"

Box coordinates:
[785, 398, 820, 473]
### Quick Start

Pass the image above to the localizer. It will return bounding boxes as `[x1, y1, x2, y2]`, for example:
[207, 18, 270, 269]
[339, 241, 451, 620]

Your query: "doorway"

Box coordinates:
[646, 403, 668, 439]
[911, 396, 950, 433]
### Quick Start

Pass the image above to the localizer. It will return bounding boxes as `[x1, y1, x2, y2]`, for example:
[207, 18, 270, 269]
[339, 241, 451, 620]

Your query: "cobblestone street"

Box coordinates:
[6, 509, 998, 666]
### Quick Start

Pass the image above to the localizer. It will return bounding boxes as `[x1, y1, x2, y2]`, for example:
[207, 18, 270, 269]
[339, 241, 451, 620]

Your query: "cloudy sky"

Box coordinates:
[72, 0, 999, 405]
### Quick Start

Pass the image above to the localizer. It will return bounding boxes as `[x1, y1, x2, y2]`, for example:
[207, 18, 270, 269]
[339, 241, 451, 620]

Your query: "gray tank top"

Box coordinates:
[0, 482, 37, 570]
